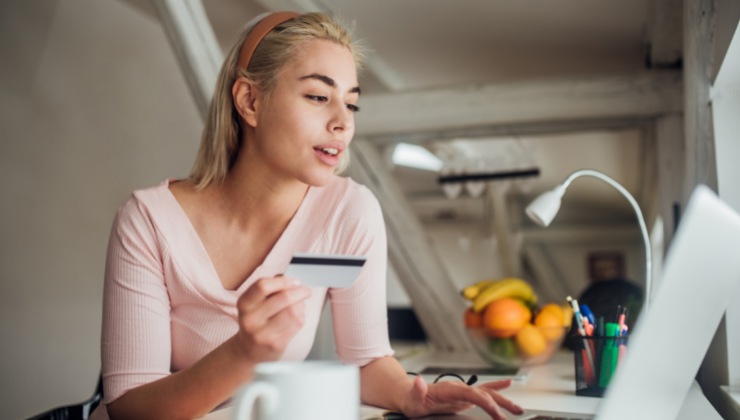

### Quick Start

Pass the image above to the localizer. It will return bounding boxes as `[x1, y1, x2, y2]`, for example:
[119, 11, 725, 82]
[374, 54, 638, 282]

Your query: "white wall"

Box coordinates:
[0, 1, 201, 418]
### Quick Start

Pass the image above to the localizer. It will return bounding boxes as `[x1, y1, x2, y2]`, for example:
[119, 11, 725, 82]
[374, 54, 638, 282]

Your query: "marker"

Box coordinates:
[617, 306, 628, 364]
[619, 307, 629, 335]
[599, 322, 620, 388]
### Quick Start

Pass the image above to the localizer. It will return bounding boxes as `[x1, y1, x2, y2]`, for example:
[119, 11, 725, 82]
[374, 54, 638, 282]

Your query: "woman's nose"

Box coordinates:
[329, 103, 353, 134]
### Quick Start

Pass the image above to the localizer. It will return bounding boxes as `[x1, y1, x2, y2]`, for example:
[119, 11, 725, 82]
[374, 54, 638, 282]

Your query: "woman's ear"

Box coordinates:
[232, 78, 260, 128]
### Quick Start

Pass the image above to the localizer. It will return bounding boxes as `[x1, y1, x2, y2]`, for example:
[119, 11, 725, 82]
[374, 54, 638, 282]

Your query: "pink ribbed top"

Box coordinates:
[100, 176, 393, 404]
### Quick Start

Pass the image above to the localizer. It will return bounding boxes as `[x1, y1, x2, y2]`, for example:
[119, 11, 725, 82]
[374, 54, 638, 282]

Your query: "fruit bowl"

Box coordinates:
[465, 324, 568, 368]
[460, 278, 572, 368]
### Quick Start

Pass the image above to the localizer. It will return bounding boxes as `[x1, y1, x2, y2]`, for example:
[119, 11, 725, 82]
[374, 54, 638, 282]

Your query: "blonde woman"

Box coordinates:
[98, 11, 523, 419]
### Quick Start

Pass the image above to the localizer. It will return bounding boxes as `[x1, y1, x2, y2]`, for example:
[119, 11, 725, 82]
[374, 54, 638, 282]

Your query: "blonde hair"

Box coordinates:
[190, 12, 363, 189]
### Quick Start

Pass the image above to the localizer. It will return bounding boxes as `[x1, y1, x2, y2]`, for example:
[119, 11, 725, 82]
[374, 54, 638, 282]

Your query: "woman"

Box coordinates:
[99, 11, 524, 419]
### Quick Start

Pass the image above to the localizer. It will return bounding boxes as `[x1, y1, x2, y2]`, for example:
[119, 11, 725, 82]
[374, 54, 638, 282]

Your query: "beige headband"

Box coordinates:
[236, 11, 299, 70]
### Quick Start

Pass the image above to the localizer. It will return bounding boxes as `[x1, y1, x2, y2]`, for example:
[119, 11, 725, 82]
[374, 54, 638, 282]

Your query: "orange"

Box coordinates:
[463, 307, 483, 328]
[515, 324, 547, 357]
[482, 298, 532, 338]
[534, 310, 565, 341]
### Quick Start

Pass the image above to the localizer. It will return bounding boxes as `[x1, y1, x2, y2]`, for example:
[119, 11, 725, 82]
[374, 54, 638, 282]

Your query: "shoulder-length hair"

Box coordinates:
[190, 12, 363, 189]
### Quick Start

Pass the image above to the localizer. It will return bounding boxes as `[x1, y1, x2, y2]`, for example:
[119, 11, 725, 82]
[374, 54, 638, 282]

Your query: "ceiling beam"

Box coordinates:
[152, 0, 223, 119]
[648, 0, 684, 68]
[355, 72, 683, 137]
[363, 117, 656, 145]
[348, 139, 472, 352]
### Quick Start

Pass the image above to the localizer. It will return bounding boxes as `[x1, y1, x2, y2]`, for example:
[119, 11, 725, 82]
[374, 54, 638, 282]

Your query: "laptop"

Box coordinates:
[516, 184, 740, 420]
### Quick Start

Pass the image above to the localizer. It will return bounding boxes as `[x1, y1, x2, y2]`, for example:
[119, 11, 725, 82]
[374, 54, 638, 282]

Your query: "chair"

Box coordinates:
[27, 374, 103, 420]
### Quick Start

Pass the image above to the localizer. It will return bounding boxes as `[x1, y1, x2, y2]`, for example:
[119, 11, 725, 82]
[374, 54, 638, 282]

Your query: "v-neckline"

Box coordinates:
[163, 179, 314, 294]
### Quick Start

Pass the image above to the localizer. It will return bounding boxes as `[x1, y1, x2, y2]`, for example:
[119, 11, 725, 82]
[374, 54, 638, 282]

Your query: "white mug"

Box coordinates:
[232, 360, 359, 420]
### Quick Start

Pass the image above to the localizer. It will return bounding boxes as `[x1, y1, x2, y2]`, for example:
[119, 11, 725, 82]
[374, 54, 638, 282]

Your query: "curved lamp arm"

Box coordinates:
[525, 169, 652, 311]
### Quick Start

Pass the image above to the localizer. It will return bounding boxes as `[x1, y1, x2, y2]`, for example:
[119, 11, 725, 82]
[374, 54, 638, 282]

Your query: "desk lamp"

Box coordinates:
[525, 169, 652, 311]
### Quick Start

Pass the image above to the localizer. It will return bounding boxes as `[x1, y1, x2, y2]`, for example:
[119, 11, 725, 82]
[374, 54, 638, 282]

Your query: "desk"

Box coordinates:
[203, 349, 721, 419]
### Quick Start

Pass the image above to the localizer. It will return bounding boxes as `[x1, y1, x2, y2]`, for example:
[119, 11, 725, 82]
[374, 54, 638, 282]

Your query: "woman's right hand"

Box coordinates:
[234, 276, 311, 363]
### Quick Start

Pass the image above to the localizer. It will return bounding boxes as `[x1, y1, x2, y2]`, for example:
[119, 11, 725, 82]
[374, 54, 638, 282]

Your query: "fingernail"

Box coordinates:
[290, 279, 301, 286]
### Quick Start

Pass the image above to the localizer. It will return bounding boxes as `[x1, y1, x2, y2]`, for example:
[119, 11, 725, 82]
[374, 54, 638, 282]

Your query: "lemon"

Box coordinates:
[534, 310, 565, 341]
[515, 324, 547, 357]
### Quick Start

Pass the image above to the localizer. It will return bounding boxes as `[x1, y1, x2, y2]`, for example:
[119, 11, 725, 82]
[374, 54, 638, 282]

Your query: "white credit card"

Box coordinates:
[283, 253, 366, 288]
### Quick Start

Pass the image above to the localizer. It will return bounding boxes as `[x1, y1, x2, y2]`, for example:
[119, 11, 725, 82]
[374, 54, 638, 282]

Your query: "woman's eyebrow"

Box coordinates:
[299, 73, 361, 95]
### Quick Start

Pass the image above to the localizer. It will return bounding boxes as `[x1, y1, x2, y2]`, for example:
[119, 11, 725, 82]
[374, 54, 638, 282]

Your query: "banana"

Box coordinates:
[460, 279, 497, 301]
[472, 278, 537, 313]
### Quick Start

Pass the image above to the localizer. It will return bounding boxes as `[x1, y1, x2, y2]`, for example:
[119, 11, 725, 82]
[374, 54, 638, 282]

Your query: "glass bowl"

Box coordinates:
[465, 325, 568, 368]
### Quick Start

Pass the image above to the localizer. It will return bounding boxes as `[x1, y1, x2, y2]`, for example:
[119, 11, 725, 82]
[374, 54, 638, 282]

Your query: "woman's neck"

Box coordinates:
[215, 157, 309, 232]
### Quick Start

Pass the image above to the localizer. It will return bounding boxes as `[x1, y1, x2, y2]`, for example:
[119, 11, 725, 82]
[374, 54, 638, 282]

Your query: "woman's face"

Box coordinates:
[246, 39, 359, 187]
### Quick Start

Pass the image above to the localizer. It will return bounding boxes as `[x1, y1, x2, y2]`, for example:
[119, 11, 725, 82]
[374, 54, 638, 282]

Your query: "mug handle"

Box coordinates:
[232, 382, 279, 420]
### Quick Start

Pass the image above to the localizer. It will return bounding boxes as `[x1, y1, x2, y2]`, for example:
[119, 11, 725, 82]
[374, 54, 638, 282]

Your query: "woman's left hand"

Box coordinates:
[399, 375, 524, 420]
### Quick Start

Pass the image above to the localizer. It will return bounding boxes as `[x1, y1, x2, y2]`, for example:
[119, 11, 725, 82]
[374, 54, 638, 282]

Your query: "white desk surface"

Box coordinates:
[202, 349, 721, 419]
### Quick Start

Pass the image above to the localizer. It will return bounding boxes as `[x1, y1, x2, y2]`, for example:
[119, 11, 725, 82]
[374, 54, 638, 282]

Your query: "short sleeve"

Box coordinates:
[328, 185, 394, 366]
[101, 196, 172, 404]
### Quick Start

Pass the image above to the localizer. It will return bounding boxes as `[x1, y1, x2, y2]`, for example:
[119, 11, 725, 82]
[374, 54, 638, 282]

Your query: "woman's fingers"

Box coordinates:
[238, 278, 310, 324]
[403, 377, 523, 420]
[478, 379, 513, 392]
[475, 380, 524, 416]
[248, 300, 306, 352]
[234, 276, 311, 361]
[488, 390, 525, 416]
[238, 276, 303, 310]
[455, 387, 507, 420]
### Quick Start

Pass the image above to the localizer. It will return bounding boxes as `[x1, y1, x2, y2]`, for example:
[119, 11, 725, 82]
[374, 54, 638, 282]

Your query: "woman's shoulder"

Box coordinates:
[114, 179, 177, 225]
[130, 178, 177, 203]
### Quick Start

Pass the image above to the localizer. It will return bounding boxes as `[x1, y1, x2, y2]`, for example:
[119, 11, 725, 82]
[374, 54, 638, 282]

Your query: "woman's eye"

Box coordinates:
[346, 104, 360, 113]
[306, 95, 327, 102]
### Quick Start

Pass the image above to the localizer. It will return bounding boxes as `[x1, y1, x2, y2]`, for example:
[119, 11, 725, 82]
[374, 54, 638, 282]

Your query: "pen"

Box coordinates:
[580, 304, 595, 327]
[567, 296, 586, 337]
[568, 296, 596, 383]
[596, 316, 605, 337]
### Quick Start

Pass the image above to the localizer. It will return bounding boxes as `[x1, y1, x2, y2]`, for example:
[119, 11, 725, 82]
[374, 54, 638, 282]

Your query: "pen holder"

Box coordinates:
[573, 334, 629, 397]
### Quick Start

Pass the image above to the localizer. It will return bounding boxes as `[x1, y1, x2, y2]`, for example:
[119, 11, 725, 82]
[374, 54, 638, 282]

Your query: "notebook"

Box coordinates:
[521, 184, 740, 420]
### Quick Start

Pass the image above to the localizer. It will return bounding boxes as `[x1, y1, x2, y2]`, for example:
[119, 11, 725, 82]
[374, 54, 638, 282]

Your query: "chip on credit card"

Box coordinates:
[283, 253, 367, 288]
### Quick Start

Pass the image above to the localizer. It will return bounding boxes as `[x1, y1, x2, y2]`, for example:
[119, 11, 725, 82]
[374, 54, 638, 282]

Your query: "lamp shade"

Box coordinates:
[525, 185, 566, 227]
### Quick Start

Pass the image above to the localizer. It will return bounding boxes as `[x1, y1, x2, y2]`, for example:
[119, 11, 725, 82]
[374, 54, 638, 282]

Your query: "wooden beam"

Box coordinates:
[364, 117, 654, 145]
[522, 245, 572, 305]
[347, 139, 472, 352]
[153, 0, 223, 119]
[485, 183, 520, 277]
[655, 114, 685, 249]
[355, 72, 683, 137]
[522, 225, 640, 245]
[648, 0, 684, 68]
[683, 0, 718, 202]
